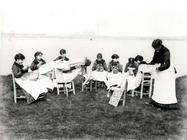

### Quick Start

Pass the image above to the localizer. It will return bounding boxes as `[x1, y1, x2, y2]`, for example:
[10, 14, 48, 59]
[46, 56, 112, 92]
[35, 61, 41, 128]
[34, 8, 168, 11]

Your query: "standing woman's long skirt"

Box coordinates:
[151, 63, 178, 108]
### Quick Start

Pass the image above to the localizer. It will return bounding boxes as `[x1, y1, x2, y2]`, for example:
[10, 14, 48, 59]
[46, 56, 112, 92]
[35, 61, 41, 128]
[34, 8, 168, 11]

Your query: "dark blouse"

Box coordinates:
[149, 45, 170, 71]
[54, 56, 69, 61]
[124, 62, 137, 72]
[92, 59, 107, 71]
[108, 60, 123, 72]
[30, 59, 46, 71]
[12, 62, 28, 78]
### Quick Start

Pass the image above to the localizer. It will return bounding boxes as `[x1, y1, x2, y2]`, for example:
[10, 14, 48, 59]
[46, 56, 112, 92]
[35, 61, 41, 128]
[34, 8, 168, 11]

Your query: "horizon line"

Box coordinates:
[2, 32, 187, 40]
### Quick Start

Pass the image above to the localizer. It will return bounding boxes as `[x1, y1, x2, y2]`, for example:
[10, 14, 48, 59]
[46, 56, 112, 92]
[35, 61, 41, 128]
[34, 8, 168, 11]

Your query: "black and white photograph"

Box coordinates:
[0, 0, 187, 139]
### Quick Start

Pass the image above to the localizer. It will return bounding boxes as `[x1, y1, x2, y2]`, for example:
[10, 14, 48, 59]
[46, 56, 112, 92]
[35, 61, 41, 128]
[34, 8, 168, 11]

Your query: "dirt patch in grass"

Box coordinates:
[0, 75, 186, 139]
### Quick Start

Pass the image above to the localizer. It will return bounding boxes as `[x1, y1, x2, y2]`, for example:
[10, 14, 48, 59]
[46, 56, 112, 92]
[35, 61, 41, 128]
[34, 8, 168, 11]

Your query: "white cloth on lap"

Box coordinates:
[21, 70, 39, 81]
[15, 75, 53, 100]
[84, 71, 108, 82]
[53, 68, 81, 87]
[106, 72, 143, 92]
[138, 64, 160, 78]
[39, 58, 86, 75]
[126, 73, 142, 91]
[106, 73, 124, 88]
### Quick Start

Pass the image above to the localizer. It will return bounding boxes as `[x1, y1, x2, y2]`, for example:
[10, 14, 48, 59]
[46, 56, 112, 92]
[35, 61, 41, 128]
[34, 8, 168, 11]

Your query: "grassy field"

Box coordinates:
[0, 75, 186, 139]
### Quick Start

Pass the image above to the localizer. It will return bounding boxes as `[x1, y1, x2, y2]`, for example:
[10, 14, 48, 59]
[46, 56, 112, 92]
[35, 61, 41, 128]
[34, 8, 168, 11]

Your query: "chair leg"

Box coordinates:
[94, 81, 98, 91]
[72, 81, 75, 95]
[132, 90, 135, 97]
[13, 83, 17, 103]
[122, 80, 128, 106]
[90, 80, 93, 91]
[140, 82, 144, 99]
[13, 88, 17, 103]
[65, 83, 68, 97]
[149, 80, 153, 98]
[57, 86, 60, 95]
[122, 91, 126, 106]
[97, 81, 99, 90]
[81, 83, 85, 92]
[107, 89, 111, 97]
[81, 77, 86, 92]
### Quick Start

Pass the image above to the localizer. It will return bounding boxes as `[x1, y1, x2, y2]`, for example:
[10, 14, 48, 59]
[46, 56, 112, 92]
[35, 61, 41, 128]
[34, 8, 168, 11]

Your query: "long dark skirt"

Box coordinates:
[150, 99, 178, 110]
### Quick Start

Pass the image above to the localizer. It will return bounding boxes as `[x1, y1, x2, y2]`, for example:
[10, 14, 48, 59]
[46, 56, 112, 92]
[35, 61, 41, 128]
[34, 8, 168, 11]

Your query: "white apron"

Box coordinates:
[152, 63, 177, 104]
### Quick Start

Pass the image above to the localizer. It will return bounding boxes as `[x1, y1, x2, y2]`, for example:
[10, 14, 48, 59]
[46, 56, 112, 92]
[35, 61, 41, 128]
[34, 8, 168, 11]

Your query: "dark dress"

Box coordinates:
[30, 59, 46, 71]
[92, 59, 107, 71]
[54, 56, 69, 61]
[108, 60, 123, 73]
[149, 45, 171, 71]
[12, 62, 28, 78]
[124, 62, 137, 73]
[54, 56, 78, 74]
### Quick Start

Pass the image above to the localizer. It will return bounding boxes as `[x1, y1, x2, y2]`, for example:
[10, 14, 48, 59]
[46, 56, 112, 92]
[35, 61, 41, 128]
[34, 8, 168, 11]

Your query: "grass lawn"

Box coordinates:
[0, 75, 186, 139]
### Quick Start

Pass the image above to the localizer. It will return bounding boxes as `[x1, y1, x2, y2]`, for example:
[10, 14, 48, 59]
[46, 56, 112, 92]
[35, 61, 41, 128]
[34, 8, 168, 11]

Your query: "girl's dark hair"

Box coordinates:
[135, 55, 143, 62]
[60, 49, 66, 55]
[14, 53, 25, 61]
[85, 58, 91, 66]
[34, 51, 43, 57]
[97, 53, 102, 59]
[111, 54, 119, 59]
[128, 57, 135, 63]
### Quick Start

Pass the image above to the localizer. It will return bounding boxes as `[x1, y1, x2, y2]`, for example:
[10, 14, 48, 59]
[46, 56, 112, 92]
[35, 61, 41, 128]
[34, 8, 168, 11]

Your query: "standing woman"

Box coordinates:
[149, 39, 177, 109]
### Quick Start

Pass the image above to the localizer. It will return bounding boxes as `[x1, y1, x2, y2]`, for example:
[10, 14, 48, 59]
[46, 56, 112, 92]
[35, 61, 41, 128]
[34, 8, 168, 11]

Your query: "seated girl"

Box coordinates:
[54, 49, 69, 61]
[12, 53, 29, 78]
[12, 53, 54, 104]
[82, 53, 108, 87]
[108, 54, 123, 73]
[134, 55, 147, 65]
[106, 54, 123, 91]
[124, 57, 137, 75]
[134, 55, 147, 75]
[92, 53, 107, 72]
[30, 51, 46, 71]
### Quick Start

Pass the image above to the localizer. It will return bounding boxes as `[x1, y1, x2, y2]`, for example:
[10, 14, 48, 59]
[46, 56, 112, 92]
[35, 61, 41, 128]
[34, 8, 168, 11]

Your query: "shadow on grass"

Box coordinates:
[0, 75, 186, 139]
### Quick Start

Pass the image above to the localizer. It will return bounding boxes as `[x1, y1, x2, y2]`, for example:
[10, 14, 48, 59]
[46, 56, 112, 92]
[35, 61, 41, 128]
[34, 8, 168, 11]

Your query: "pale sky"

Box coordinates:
[1, 0, 187, 37]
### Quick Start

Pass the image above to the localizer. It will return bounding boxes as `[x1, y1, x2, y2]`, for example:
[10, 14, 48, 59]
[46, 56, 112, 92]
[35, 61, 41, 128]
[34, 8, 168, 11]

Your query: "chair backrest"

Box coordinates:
[142, 72, 152, 84]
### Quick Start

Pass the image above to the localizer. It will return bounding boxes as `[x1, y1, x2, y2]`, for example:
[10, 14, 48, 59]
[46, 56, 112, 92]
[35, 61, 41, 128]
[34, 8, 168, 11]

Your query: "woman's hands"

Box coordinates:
[156, 67, 160, 71]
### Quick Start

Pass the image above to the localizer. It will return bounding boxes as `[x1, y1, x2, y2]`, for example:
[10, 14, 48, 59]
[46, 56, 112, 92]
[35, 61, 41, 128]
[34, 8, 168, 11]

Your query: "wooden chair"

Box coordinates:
[93, 81, 106, 90]
[53, 68, 75, 96]
[82, 79, 93, 92]
[82, 79, 106, 92]
[11, 72, 26, 103]
[132, 72, 153, 99]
